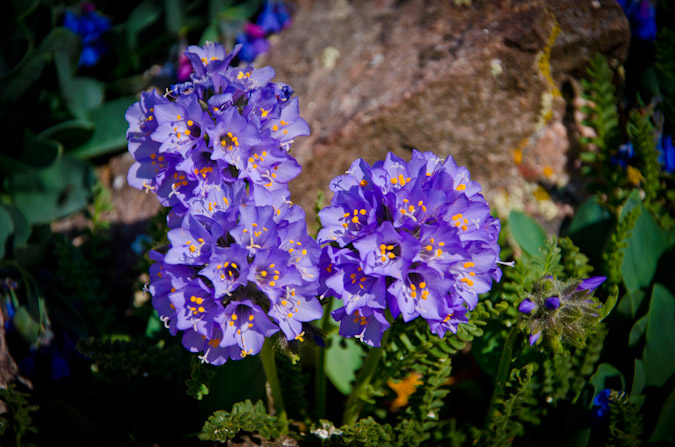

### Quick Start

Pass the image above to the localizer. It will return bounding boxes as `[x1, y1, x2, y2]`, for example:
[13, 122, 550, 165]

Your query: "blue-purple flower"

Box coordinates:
[63, 3, 111, 66]
[317, 151, 502, 346]
[128, 42, 315, 365]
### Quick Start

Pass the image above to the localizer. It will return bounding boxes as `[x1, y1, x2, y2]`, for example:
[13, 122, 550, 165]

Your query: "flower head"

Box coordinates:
[318, 151, 502, 346]
[63, 5, 111, 66]
[517, 276, 606, 351]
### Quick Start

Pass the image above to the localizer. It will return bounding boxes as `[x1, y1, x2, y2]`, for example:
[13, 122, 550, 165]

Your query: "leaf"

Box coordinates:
[165, 0, 184, 35]
[648, 386, 675, 443]
[0, 206, 13, 259]
[325, 332, 364, 395]
[199, 355, 267, 416]
[642, 284, 675, 387]
[0, 132, 63, 174]
[68, 96, 137, 159]
[62, 77, 105, 120]
[568, 196, 614, 269]
[616, 289, 646, 320]
[12, 305, 42, 343]
[589, 363, 625, 399]
[9, 156, 95, 225]
[628, 314, 648, 347]
[39, 119, 95, 149]
[125, 0, 163, 48]
[628, 314, 649, 347]
[508, 210, 547, 256]
[631, 359, 645, 399]
[621, 204, 669, 293]
[1, 28, 78, 103]
[2, 204, 30, 250]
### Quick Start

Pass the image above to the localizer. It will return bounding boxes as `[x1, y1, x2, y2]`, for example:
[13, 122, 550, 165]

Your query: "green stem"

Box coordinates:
[260, 338, 288, 426]
[342, 328, 391, 425]
[486, 326, 519, 418]
[315, 296, 334, 420]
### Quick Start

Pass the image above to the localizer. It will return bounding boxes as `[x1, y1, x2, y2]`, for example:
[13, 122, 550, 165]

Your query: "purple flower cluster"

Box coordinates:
[126, 42, 320, 364]
[317, 151, 502, 346]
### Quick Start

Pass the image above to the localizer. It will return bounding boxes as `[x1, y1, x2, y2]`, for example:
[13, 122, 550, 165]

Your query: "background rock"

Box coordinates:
[257, 0, 630, 230]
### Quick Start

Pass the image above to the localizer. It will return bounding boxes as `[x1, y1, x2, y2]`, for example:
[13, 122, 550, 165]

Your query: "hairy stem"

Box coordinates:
[342, 328, 391, 425]
[315, 296, 334, 419]
[260, 338, 288, 426]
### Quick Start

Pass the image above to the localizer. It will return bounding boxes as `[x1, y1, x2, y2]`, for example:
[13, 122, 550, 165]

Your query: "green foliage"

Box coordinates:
[198, 399, 286, 442]
[0, 384, 39, 447]
[627, 111, 661, 206]
[558, 236, 594, 279]
[76, 336, 189, 380]
[580, 54, 623, 205]
[276, 350, 310, 422]
[603, 205, 641, 286]
[606, 391, 644, 447]
[475, 364, 538, 447]
[185, 355, 216, 401]
[318, 417, 394, 447]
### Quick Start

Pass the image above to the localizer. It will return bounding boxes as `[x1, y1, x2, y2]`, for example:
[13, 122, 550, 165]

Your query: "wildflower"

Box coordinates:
[318, 151, 502, 346]
[62, 3, 111, 66]
[617, 0, 657, 41]
[517, 276, 606, 351]
[257, 0, 292, 34]
[658, 134, 675, 173]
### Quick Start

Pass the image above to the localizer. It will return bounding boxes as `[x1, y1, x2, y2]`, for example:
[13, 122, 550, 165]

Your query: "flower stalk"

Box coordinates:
[260, 338, 287, 426]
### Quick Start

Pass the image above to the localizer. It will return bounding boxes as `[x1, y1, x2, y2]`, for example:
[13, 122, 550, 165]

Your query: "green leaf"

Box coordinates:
[145, 311, 162, 338]
[508, 210, 547, 256]
[9, 156, 95, 225]
[165, 0, 184, 34]
[642, 284, 675, 387]
[62, 77, 105, 120]
[628, 314, 648, 347]
[2, 204, 30, 250]
[621, 205, 669, 293]
[68, 96, 137, 159]
[616, 289, 646, 320]
[0, 206, 13, 259]
[39, 119, 95, 149]
[200, 355, 267, 416]
[325, 332, 364, 395]
[631, 359, 645, 399]
[589, 363, 625, 399]
[1, 28, 78, 103]
[568, 196, 614, 269]
[12, 305, 42, 343]
[125, 0, 163, 48]
[648, 386, 675, 444]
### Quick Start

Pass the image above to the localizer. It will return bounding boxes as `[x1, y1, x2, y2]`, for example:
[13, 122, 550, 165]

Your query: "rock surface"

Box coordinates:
[257, 0, 630, 228]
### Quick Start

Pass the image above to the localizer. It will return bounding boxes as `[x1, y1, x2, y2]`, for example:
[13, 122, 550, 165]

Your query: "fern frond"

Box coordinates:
[317, 417, 394, 447]
[477, 364, 539, 447]
[185, 355, 216, 400]
[628, 110, 661, 205]
[276, 351, 309, 422]
[198, 399, 286, 442]
[558, 237, 594, 279]
[606, 391, 643, 447]
[0, 384, 39, 447]
[602, 206, 642, 286]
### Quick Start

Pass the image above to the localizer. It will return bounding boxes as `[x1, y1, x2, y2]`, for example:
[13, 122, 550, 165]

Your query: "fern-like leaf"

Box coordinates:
[198, 399, 286, 442]
[185, 355, 216, 400]
[319, 417, 394, 447]
[0, 384, 39, 447]
[603, 206, 642, 286]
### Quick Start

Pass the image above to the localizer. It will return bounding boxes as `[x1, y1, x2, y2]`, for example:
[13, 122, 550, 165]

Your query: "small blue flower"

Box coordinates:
[591, 388, 612, 420]
[657, 134, 675, 173]
[63, 6, 111, 67]
[617, 0, 657, 42]
[611, 143, 636, 169]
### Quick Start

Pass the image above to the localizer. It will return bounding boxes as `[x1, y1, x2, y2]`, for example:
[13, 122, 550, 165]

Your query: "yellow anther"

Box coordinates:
[249, 314, 255, 321]
[463, 262, 475, 268]
[187, 120, 194, 126]
[352, 216, 359, 223]
[391, 177, 398, 184]
[261, 271, 267, 277]
[269, 281, 276, 286]
[388, 252, 396, 259]
[360, 179, 368, 186]
[232, 314, 238, 320]
[272, 125, 279, 131]
[456, 184, 466, 191]
[419, 282, 426, 289]
[287, 312, 293, 318]
[452, 213, 463, 220]
[360, 209, 367, 215]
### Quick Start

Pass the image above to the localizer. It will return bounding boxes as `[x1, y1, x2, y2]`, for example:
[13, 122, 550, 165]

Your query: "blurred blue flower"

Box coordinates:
[591, 388, 612, 421]
[257, 0, 292, 34]
[617, 0, 657, 41]
[658, 134, 675, 173]
[63, 4, 111, 66]
[611, 142, 636, 169]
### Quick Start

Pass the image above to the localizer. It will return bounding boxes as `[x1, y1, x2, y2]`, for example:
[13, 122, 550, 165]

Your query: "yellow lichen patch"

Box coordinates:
[387, 372, 423, 411]
[532, 185, 551, 202]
